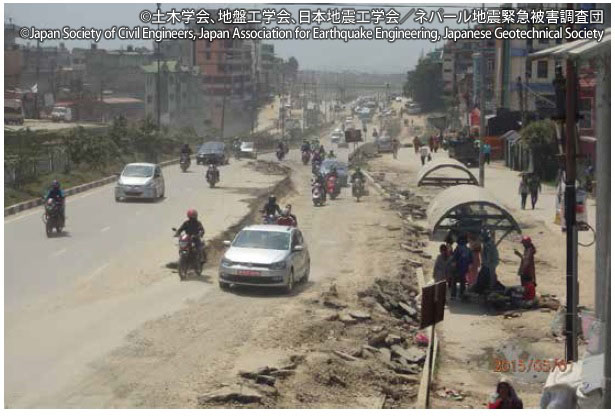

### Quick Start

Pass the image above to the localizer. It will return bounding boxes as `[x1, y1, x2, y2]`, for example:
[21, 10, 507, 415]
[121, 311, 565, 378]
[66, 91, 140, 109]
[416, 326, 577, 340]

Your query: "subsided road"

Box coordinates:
[4, 159, 284, 408]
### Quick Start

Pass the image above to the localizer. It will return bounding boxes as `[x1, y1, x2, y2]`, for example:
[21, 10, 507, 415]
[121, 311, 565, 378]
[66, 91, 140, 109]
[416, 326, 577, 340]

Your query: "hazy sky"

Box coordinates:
[4, 2, 475, 73]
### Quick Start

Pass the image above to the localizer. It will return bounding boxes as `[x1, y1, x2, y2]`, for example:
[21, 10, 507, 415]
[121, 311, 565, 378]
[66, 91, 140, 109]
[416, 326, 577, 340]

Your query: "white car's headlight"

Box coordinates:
[270, 260, 286, 270]
[221, 258, 234, 268]
[145, 181, 156, 187]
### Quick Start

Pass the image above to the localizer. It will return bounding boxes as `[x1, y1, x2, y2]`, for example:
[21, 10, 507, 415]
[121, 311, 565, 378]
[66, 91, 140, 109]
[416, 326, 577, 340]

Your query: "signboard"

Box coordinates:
[420, 281, 447, 329]
[345, 128, 363, 143]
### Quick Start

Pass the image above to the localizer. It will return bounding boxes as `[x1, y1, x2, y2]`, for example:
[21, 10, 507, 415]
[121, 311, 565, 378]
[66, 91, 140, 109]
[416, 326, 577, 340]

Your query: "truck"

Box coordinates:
[4, 98, 24, 125]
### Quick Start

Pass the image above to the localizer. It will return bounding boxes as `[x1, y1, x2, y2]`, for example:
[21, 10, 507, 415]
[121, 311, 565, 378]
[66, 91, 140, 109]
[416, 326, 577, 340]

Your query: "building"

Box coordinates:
[142, 60, 202, 127]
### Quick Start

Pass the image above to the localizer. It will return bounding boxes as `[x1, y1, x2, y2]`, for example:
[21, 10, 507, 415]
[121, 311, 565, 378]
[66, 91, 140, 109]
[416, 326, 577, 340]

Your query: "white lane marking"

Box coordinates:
[50, 248, 67, 258]
[85, 262, 110, 280]
[101, 226, 111, 233]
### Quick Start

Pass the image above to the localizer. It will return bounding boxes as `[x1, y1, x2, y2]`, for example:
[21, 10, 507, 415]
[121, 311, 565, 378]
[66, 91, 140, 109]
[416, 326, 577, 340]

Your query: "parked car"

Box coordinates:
[51, 106, 72, 122]
[376, 135, 394, 153]
[115, 163, 165, 202]
[319, 159, 349, 187]
[238, 141, 257, 159]
[197, 141, 230, 165]
[330, 130, 343, 144]
[448, 139, 480, 167]
[406, 103, 422, 114]
[218, 225, 310, 293]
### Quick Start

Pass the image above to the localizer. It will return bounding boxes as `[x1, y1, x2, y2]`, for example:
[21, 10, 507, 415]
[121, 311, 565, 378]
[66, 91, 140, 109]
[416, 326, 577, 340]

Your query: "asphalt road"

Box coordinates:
[4, 157, 282, 407]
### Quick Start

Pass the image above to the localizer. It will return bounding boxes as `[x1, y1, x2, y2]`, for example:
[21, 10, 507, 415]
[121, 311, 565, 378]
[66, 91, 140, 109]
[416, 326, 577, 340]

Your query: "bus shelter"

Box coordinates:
[417, 159, 479, 187]
[427, 185, 521, 246]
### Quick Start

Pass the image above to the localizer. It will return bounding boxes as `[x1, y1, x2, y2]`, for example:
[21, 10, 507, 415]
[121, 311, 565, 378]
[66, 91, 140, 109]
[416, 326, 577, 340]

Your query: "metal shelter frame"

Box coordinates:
[427, 185, 521, 246]
[416, 160, 479, 187]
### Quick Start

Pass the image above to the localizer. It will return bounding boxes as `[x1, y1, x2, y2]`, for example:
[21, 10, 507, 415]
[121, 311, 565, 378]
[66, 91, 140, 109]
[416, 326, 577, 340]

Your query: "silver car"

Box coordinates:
[238, 141, 257, 159]
[115, 163, 165, 202]
[218, 225, 310, 293]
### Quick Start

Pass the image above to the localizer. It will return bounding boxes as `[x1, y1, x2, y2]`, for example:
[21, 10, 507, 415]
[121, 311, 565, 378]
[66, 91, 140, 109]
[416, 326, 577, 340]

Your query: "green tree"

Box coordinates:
[520, 120, 559, 181]
[404, 57, 444, 112]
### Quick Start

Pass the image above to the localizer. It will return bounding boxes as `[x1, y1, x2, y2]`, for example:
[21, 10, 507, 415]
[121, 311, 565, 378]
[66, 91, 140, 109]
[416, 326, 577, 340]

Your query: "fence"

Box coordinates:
[4, 147, 70, 186]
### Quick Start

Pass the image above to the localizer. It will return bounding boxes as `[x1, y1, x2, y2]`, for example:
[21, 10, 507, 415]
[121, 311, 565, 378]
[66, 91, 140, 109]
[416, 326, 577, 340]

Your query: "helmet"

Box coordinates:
[521, 235, 532, 245]
[187, 209, 198, 219]
[268, 195, 276, 203]
[209, 164, 215, 169]
[52, 180, 60, 189]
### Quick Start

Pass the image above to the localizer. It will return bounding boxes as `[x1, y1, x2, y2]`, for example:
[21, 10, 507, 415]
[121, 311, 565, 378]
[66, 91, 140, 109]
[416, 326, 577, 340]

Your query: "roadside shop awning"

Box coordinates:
[427, 185, 522, 246]
[416, 160, 478, 187]
[528, 28, 611, 61]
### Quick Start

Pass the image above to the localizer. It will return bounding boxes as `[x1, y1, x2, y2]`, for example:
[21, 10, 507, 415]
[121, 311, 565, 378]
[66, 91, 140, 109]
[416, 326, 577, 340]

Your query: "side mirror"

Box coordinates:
[293, 245, 303, 252]
[223, 240, 232, 247]
[172, 227, 177, 232]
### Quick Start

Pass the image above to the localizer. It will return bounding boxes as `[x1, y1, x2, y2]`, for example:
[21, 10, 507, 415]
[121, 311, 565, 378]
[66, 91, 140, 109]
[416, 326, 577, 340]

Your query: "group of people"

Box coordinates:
[433, 230, 537, 302]
[180, 143, 220, 181]
[262, 195, 298, 226]
[518, 172, 542, 210]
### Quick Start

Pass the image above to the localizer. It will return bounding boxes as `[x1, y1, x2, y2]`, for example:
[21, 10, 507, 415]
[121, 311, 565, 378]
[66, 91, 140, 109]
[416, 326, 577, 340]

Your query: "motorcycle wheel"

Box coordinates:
[195, 258, 203, 276]
[181, 165, 188, 172]
[208, 180, 215, 188]
[46, 221, 53, 238]
[178, 256, 188, 280]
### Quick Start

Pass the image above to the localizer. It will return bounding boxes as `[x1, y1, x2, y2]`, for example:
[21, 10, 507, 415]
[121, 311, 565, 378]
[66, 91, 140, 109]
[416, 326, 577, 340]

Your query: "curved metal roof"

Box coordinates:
[427, 185, 521, 245]
[417, 160, 479, 187]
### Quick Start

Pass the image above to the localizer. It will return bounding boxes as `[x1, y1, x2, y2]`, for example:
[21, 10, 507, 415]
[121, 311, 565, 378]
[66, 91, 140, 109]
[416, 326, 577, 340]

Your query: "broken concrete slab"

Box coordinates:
[368, 330, 389, 348]
[377, 348, 392, 364]
[391, 345, 426, 364]
[323, 296, 347, 309]
[385, 333, 403, 346]
[269, 369, 295, 378]
[333, 350, 359, 362]
[339, 313, 358, 324]
[198, 385, 263, 405]
[398, 302, 418, 318]
[348, 310, 372, 320]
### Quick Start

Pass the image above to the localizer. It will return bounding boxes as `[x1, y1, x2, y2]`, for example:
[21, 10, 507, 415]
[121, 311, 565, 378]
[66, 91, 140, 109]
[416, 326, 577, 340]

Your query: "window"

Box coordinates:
[537, 60, 548, 79]
[579, 98, 592, 129]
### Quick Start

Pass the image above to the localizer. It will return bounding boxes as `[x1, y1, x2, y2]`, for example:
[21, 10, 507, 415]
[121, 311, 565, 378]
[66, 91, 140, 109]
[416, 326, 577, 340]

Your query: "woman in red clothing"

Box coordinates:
[488, 377, 523, 409]
[514, 236, 537, 301]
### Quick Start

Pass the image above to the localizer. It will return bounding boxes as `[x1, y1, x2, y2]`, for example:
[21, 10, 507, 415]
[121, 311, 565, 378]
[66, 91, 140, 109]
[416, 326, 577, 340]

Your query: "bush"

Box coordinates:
[520, 120, 560, 181]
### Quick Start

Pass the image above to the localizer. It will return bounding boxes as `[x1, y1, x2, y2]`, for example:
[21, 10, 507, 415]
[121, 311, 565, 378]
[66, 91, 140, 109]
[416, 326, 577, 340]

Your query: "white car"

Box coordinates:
[396, 97, 403, 102]
[219, 225, 310, 293]
[115, 163, 165, 202]
[330, 130, 344, 143]
[238, 141, 257, 159]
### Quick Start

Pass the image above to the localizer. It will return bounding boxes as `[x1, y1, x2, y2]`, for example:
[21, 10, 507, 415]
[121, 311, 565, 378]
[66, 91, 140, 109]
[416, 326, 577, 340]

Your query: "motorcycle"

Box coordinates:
[263, 214, 278, 224]
[206, 169, 219, 188]
[180, 154, 190, 172]
[352, 178, 365, 202]
[276, 148, 285, 161]
[172, 228, 205, 280]
[326, 176, 339, 200]
[43, 197, 64, 237]
[312, 160, 322, 176]
[312, 184, 325, 206]
[301, 150, 311, 165]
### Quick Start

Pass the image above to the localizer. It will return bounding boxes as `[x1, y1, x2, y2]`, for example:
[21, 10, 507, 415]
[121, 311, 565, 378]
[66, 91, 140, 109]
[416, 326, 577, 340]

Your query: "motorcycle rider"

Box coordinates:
[206, 164, 219, 182]
[301, 140, 311, 153]
[327, 150, 336, 159]
[312, 172, 327, 202]
[277, 205, 297, 227]
[318, 145, 326, 158]
[262, 195, 282, 217]
[351, 166, 366, 184]
[325, 167, 339, 196]
[175, 209, 205, 261]
[180, 143, 192, 157]
[45, 179, 65, 223]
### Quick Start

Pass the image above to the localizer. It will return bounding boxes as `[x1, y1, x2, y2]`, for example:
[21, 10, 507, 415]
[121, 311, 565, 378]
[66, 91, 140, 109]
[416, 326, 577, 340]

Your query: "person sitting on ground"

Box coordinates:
[488, 377, 523, 409]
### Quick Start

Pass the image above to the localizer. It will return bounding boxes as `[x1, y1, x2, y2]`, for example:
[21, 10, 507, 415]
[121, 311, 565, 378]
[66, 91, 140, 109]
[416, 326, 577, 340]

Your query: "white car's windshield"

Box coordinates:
[233, 230, 290, 251]
[122, 165, 154, 177]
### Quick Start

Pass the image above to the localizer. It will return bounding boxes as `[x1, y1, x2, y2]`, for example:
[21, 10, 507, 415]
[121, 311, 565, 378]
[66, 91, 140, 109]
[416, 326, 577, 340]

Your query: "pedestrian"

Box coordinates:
[528, 174, 542, 209]
[392, 138, 400, 159]
[429, 135, 435, 152]
[514, 235, 537, 301]
[483, 142, 491, 164]
[420, 145, 431, 166]
[488, 377, 523, 409]
[480, 231, 500, 291]
[451, 235, 472, 299]
[465, 233, 482, 287]
[413, 136, 420, 154]
[444, 234, 454, 256]
[518, 174, 529, 210]
[433, 244, 453, 285]
[434, 136, 440, 153]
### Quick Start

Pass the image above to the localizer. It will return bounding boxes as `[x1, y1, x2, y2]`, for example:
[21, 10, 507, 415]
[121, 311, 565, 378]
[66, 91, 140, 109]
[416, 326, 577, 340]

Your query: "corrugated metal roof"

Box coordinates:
[416, 160, 478, 187]
[529, 28, 611, 61]
[427, 185, 521, 240]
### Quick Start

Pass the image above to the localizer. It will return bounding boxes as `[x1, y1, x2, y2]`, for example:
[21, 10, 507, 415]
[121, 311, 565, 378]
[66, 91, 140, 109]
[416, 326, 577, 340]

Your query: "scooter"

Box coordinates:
[180, 154, 190, 172]
[312, 184, 325, 206]
[326, 176, 339, 200]
[276, 148, 285, 161]
[352, 178, 365, 202]
[302, 150, 311, 165]
[206, 168, 219, 188]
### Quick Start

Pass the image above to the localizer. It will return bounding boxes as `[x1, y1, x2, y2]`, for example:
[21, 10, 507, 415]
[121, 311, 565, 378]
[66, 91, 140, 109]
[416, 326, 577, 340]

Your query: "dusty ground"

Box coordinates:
[367, 112, 596, 409]
[29, 114, 433, 409]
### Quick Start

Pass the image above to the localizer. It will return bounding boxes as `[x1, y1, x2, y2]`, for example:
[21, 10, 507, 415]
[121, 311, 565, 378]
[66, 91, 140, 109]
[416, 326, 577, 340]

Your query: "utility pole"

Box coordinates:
[478, 3, 486, 187]
[156, 2, 161, 130]
[35, 39, 40, 119]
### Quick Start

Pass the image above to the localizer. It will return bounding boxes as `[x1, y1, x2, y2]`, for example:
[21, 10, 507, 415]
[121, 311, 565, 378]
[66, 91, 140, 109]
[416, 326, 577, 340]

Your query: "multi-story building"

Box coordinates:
[142, 60, 201, 127]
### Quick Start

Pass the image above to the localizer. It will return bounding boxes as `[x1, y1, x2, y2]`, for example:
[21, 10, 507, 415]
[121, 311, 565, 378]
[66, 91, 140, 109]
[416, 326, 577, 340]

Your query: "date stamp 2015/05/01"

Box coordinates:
[493, 358, 569, 373]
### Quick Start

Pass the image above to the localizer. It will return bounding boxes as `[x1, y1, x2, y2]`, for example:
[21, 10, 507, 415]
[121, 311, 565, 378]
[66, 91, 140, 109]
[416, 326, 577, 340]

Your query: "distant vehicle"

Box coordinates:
[238, 141, 257, 159]
[406, 103, 422, 114]
[396, 97, 403, 102]
[51, 106, 72, 122]
[319, 159, 349, 187]
[4, 98, 24, 125]
[448, 138, 480, 167]
[345, 116, 353, 123]
[218, 224, 310, 293]
[376, 135, 394, 153]
[330, 130, 343, 143]
[115, 163, 165, 202]
[197, 141, 230, 165]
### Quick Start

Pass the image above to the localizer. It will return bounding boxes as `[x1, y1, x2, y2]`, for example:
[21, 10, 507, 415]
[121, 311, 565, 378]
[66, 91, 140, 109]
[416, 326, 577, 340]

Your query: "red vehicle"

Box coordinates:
[326, 175, 339, 199]
[172, 228, 205, 280]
